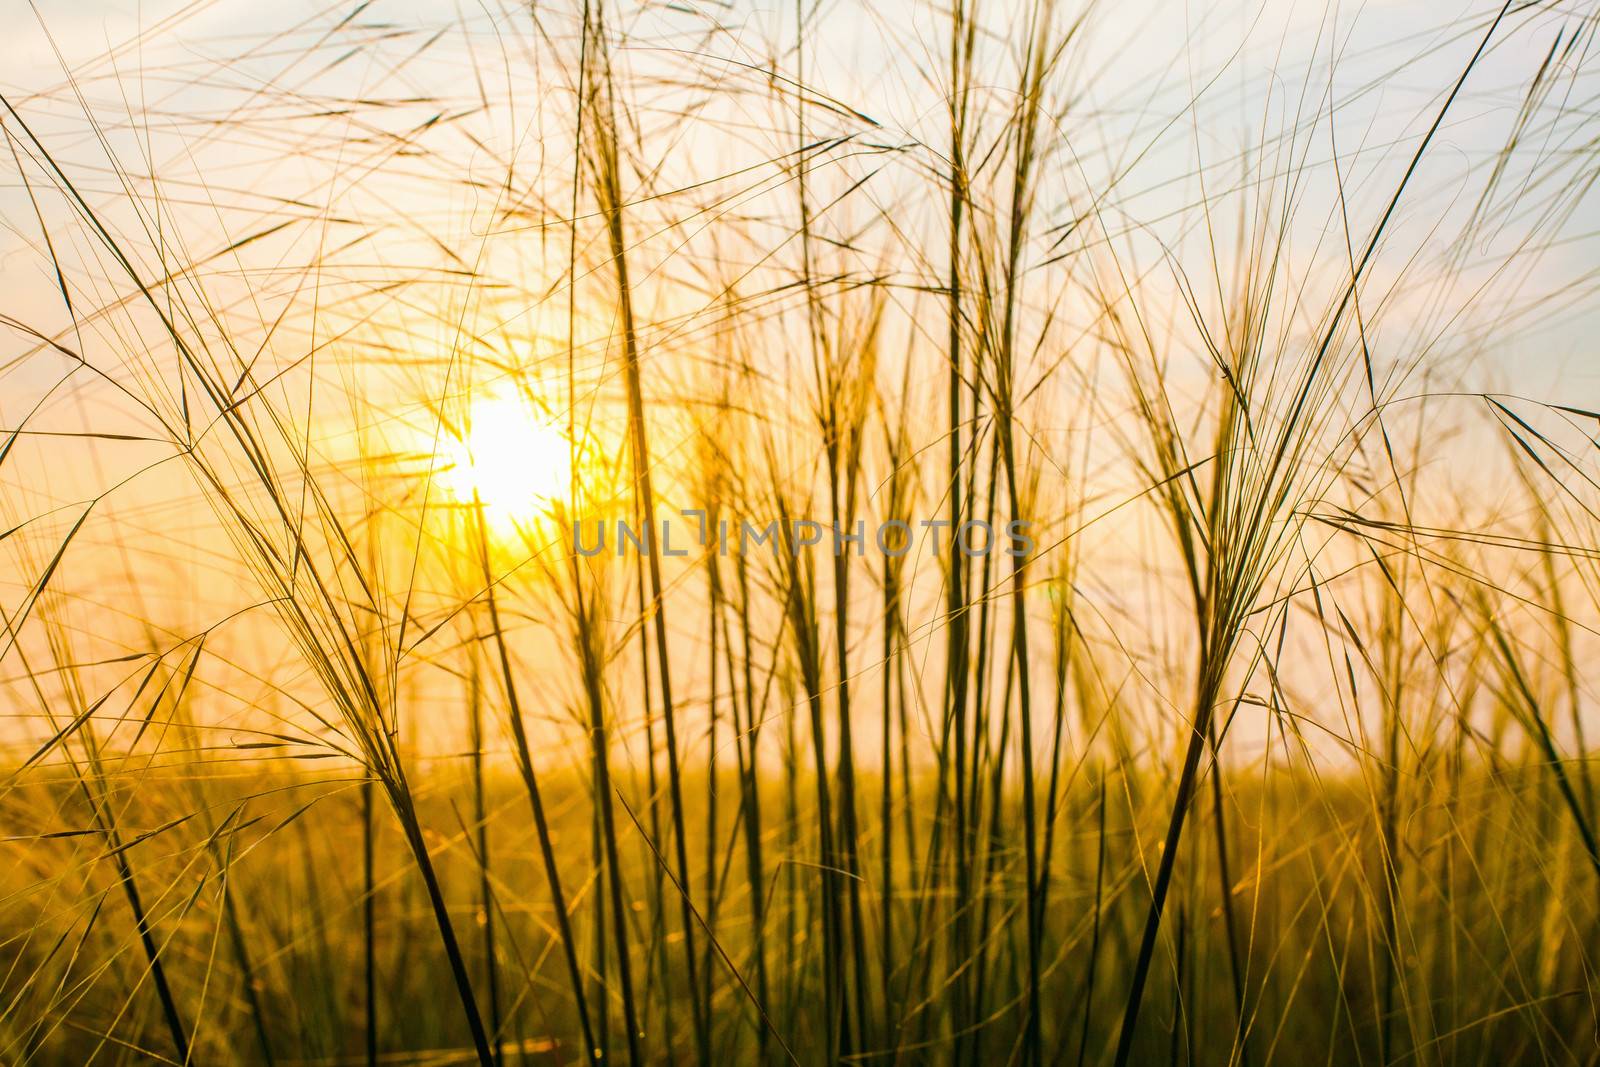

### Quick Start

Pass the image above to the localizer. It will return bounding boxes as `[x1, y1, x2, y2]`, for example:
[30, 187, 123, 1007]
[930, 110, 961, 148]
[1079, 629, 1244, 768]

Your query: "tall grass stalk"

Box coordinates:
[578, 6, 707, 1060]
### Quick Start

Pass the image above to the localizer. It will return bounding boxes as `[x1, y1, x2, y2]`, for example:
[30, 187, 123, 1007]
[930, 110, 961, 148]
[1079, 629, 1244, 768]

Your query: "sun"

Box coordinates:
[436, 394, 572, 525]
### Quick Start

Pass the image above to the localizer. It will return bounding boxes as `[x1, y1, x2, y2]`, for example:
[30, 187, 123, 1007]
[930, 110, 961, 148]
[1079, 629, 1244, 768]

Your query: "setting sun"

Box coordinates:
[435, 394, 572, 523]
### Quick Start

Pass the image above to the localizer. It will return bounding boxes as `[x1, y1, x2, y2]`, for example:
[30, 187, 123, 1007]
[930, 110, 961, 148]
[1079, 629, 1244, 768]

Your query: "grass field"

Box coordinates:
[3, 0, 1600, 1063]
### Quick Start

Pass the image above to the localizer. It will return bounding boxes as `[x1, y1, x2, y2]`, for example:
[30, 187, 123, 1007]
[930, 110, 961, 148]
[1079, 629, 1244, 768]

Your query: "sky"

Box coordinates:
[2, 0, 1598, 759]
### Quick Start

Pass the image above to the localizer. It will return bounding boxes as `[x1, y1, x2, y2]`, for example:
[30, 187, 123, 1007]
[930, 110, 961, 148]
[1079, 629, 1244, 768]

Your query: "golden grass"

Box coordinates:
[2, 0, 1600, 1064]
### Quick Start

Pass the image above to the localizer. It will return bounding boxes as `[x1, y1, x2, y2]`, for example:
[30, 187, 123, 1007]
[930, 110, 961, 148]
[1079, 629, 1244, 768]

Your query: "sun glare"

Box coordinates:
[436, 395, 572, 524]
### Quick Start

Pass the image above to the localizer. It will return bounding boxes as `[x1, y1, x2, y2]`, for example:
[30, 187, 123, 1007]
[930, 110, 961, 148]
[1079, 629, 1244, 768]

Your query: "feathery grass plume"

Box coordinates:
[1101, 5, 1527, 1059]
